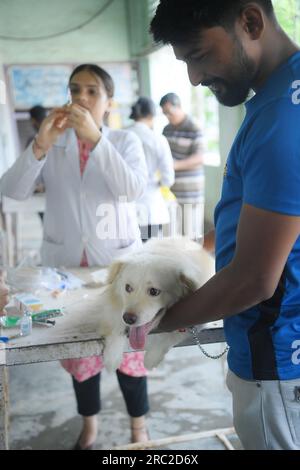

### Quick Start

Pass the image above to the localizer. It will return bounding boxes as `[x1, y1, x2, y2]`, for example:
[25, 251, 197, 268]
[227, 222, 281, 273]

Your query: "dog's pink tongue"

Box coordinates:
[129, 324, 149, 350]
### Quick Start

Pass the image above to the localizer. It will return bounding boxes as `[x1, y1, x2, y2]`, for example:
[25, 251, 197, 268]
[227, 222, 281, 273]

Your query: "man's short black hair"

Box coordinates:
[159, 93, 181, 108]
[29, 105, 47, 124]
[150, 0, 274, 45]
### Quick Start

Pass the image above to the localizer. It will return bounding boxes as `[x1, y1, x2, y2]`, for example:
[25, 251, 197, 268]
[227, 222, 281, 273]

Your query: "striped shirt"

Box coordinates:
[163, 116, 204, 204]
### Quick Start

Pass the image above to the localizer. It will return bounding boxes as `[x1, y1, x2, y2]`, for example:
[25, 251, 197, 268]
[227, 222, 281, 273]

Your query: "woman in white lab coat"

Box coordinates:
[0, 64, 150, 449]
[129, 97, 175, 241]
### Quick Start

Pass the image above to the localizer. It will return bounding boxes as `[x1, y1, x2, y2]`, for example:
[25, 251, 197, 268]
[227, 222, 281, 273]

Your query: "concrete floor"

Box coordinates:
[7, 213, 241, 450]
[8, 344, 241, 450]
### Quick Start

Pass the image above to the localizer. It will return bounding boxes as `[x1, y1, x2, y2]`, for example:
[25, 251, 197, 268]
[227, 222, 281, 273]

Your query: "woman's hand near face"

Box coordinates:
[33, 108, 69, 160]
[65, 104, 101, 147]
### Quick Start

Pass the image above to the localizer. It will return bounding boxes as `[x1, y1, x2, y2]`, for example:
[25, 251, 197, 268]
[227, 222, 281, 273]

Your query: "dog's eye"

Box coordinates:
[125, 284, 133, 293]
[148, 287, 161, 297]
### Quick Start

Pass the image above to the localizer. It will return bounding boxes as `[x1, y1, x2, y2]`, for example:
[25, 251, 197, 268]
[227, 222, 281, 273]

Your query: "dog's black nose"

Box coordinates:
[123, 312, 138, 325]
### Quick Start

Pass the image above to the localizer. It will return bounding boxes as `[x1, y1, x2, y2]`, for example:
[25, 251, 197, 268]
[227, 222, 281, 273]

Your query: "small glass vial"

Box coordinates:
[19, 309, 32, 337]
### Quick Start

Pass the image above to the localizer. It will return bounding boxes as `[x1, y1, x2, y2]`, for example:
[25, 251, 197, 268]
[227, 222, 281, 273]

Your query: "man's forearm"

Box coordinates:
[174, 153, 203, 171]
[158, 262, 270, 332]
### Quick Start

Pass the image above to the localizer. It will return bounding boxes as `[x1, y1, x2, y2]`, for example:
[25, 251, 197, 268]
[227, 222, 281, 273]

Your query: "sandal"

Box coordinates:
[131, 425, 150, 444]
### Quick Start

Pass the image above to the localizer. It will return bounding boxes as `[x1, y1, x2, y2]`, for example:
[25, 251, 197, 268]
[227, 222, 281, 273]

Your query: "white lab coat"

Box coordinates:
[0, 127, 148, 267]
[129, 122, 175, 226]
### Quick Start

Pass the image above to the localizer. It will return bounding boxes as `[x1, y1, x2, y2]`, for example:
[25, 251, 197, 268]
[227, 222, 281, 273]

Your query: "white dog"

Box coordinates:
[99, 239, 215, 371]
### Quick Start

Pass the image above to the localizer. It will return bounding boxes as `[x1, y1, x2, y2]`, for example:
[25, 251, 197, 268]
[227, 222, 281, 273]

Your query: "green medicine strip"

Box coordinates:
[31, 309, 64, 321]
[0, 309, 64, 328]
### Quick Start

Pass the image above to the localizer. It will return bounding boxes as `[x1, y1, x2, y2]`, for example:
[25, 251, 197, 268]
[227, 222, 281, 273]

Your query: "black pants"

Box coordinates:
[72, 370, 149, 418]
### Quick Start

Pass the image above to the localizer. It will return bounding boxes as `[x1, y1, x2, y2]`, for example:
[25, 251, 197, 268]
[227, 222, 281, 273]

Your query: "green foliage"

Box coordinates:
[273, 0, 300, 43]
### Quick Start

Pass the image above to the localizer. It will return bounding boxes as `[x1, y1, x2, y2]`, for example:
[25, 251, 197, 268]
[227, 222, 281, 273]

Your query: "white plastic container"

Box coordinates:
[19, 310, 32, 337]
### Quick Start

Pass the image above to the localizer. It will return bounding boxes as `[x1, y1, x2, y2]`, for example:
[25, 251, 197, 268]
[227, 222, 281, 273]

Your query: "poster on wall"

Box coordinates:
[7, 65, 72, 110]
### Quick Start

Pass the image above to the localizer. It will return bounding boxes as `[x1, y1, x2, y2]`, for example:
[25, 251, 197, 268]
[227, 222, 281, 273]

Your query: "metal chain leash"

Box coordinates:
[189, 326, 229, 360]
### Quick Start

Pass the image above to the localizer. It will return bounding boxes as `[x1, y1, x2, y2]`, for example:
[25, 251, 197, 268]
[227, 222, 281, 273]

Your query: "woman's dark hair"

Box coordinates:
[150, 0, 274, 45]
[69, 64, 114, 98]
[130, 97, 156, 120]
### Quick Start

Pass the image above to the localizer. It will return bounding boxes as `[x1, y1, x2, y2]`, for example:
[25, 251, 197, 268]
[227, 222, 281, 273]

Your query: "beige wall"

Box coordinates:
[0, 0, 130, 64]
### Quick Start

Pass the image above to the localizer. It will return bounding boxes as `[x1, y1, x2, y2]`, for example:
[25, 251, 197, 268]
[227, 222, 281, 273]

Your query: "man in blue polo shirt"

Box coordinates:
[151, 0, 300, 450]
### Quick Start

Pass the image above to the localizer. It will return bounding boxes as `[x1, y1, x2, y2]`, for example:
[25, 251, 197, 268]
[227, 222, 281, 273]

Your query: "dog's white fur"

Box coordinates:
[99, 238, 215, 371]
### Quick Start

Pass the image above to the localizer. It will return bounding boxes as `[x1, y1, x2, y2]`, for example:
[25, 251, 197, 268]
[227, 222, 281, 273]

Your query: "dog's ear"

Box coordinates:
[179, 273, 199, 294]
[179, 262, 203, 294]
[106, 260, 125, 284]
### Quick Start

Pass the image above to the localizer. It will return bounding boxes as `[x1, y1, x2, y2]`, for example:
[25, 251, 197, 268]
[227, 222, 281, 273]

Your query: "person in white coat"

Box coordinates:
[0, 64, 150, 449]
[0, 272, 9, 316]
[129, 97, 175, 241]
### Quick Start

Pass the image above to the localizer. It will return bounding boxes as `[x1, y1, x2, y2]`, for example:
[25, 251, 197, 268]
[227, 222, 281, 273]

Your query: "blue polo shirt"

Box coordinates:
[215, 51, 300, 381]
